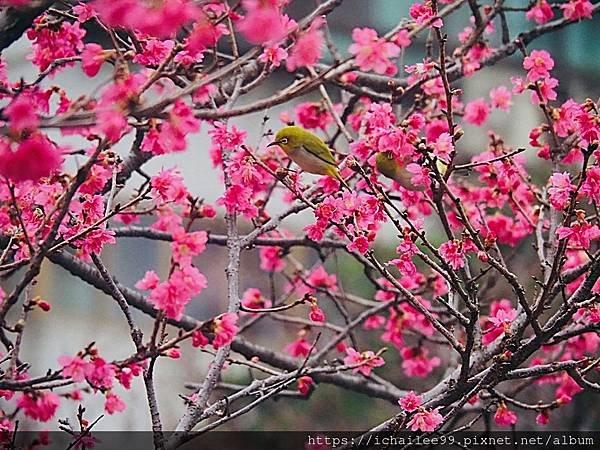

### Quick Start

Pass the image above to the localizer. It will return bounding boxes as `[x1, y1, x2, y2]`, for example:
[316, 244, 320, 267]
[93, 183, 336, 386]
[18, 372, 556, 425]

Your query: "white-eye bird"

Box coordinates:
[267, 126, 349, 188]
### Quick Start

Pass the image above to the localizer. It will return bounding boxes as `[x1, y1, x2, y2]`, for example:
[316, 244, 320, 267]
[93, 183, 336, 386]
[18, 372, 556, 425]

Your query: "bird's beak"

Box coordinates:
[267, 140, 282, 148]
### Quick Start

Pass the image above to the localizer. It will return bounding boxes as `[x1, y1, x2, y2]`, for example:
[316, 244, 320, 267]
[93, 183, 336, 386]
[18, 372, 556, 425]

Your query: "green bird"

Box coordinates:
[376, 152, 447, 191]
[267, 126, 349, 188]
[375, 152, 423, 191]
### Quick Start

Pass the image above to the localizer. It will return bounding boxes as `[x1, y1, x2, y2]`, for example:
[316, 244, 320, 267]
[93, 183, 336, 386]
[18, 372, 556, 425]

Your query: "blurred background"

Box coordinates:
[2, 0, 600, 432]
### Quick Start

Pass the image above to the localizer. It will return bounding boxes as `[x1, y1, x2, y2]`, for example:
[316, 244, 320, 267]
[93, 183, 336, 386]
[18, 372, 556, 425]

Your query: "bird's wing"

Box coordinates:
[301, 134, 338, 166]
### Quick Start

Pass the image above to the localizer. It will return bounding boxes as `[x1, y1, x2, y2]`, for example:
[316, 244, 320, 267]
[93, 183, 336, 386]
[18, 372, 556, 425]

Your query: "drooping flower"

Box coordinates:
[27, 19, 85, 73]
[309, 304, 326, 323]
[150, 266, 207, 320]
[297, 376, 314, 396]
[81, 43, 106, 77]
[259, 45, 288, 68]
[526, 0, 554, 24]
[92, 0, 200, 38]
[494, 403, 518, 426]
[259, 246, 285, 272]
[400, 346, 441, 378]
[557, 221, 600, 248]
[104, 393, 126, 415]
[433, 132, 454, 161]
[406, 407, 444, 432]
[0, 134, 63, 182]
[212, 313, 238, 349]
[16, 392, 60, 422]
[237, 0, 287, 44]
[88, 358, 116, 389]
[285, 337, 312, 358]
[523, 50, 554, 81]
[561, 0, 594, 20]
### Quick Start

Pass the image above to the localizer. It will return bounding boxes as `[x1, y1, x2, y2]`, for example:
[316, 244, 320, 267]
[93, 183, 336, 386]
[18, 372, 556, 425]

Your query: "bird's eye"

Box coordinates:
[280, 138, 288, 144]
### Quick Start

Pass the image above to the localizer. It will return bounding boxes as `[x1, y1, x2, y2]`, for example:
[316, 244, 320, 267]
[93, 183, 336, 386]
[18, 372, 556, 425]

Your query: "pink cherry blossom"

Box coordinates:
[88, 358, 116, 389]
[133, 38, 175, 66]
[433, 132, 454, 161]
[0, 134, 63, 182]
[548, 172, 575, 210]
[212, 313, 239, 349]
[58, 355, 93, 383]
[343, 347, 385, 376]
[557, 221, 600, 248]
[135, 271, 161, 291]
[536, 411, 550, 425]
[482, 299, 518, 344]
[259, 246, 285, 272]
[561, 0, 594, 20]
[105, 393, 126, 415]
[285, 17, 324, 72]
[27, 19, 85, 72]
[489, 86, 512, 111]
[410, 2, 443, 28]
[151, 167, 188, 205]
[285, 337, 312, 358]
[185, 13, 228, 56]
[150, 266, 207, 319]
[398, 391, 423, 412]
[242, 288, 272, 312]
[73, 2, 95, 22]
[259, 46, 288, 68]
[92, 0, 200, 38]
[309, 305, 326, 323]
[16, 392, 60, 422]
[523, 50, 554, 81]
[4, 92, 40, 133]
[171, 229, 208, 266]
[295, 102, 335, 130]
[348, 27, 400, 75]
[526, 1, 554, 24]
[81, 43, 106, 77]
[237, 0, 288, 44]
[192, 330, 209, 348]
[400, 346, 441, 378]
[406, 407, 444, 432]
[463, 98, 490, 126]
[494, 403, 518, 426]
[297, 376, 314, 396]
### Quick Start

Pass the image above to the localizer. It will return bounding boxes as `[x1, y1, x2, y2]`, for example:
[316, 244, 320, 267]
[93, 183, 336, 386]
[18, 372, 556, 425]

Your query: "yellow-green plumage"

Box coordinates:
[375, 152, 424, 191]
[268, 126, 347, 187]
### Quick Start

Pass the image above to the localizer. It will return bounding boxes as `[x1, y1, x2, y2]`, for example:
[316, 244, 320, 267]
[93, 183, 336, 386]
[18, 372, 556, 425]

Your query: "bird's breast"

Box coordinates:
[286, 145, 331, 175]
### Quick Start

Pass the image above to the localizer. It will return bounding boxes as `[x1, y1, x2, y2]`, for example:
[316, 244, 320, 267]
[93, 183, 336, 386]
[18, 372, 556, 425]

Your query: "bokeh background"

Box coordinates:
[2, 0, 600, 432]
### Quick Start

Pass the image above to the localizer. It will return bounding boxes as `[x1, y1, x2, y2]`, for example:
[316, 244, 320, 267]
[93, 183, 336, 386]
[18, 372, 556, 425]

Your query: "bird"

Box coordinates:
[267, 125, 349, 189]
[376, 152, 449, 191]
[375, 152, 425, 192]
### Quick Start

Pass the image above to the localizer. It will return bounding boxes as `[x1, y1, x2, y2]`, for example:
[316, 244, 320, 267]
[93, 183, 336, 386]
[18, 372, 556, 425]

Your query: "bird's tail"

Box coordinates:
[331, 168, 351, 190]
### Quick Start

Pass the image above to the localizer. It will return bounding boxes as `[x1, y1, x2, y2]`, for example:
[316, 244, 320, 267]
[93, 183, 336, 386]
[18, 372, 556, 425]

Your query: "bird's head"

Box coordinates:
[267, 126, 304, 154]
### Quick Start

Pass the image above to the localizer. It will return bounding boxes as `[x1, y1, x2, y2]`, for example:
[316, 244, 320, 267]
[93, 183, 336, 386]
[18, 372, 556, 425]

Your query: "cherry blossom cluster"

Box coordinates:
[0, 0, 599, 446]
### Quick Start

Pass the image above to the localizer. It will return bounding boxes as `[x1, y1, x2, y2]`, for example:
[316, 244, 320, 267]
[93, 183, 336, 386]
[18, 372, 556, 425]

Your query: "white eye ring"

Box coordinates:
[280, 137, 288, 144]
